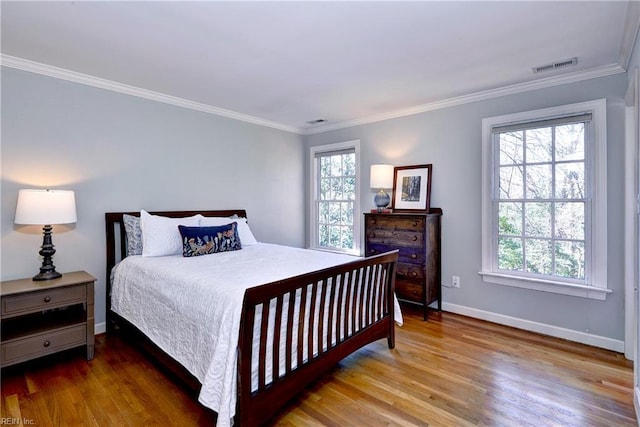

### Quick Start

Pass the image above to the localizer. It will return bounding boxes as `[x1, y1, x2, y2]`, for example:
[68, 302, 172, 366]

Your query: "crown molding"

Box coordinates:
[1, 54, 303, 134]
[2, 54, 625, 137]
[619, 0, 640, 70]
[303, 63, 625, 135]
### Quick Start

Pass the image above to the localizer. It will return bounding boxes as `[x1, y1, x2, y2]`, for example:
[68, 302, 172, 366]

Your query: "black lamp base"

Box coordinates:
[32, 224, 62, 281]
[33, 269, 62, 281]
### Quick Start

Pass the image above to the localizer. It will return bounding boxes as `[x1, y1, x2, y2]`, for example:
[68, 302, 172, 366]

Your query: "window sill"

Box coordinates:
[478, 271, 611, 301]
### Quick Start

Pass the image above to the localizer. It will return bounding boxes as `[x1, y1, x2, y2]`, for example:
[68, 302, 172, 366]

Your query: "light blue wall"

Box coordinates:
[1, 64, 630, 344]
[305, 74, 628, 342]
[1, 68, 305, 329]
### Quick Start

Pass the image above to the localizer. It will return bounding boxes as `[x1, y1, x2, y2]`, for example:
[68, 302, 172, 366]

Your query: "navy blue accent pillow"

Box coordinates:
[178, 222, 242, 257]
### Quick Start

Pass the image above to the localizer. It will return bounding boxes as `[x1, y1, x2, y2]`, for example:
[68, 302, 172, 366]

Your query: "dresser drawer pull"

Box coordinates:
[411, 253, 417, 259]
[43, 296, 51, 303]
[43, 340, 51, 348]
[412, 236, 418, 241]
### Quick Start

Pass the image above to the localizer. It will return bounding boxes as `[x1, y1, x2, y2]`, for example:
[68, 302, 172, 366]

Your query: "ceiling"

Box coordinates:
[1, 1, 637, 135]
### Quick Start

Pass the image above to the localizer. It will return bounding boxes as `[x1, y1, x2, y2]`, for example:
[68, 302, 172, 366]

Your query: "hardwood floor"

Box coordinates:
[1, 306, 635, 426]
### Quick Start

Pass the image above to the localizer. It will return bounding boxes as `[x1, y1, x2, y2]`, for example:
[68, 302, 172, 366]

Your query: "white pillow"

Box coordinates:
[140, 210, 201, 257]
[198, 215, 259, 245]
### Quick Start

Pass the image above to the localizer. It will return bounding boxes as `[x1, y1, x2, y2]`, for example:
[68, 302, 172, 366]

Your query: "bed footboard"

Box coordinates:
[236, 250, 398, 426]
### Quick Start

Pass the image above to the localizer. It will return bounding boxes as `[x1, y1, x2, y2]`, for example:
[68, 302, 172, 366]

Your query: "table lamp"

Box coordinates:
[370, 164, 394, 212]
[14, 189, 77, 281]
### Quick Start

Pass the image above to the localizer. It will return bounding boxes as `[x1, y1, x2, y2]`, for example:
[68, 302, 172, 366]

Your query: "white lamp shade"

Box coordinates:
[370, 164, 394, 189]
[15, 189, 77, 225]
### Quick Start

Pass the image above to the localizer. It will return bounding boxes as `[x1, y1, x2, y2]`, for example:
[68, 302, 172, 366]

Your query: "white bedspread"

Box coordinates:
[111, 243, 402, 427]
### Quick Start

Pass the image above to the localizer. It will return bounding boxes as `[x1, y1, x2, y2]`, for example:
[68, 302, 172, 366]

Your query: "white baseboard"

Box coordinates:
[443, 302, 625, 353]
[635, 387, 640, 426]
[95, 322, 106, 335]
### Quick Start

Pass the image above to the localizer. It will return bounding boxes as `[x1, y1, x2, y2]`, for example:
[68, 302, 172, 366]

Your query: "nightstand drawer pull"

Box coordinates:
[43, 340, 51, 347]
[44, 296, 51, 303]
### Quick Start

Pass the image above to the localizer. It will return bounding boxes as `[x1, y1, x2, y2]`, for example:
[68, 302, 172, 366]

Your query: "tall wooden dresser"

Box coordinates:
[364, 210, 442, 320]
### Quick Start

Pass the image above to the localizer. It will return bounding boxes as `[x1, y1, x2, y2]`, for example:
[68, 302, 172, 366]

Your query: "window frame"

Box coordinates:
[480, 99, 610, 300]
[309, 140, 361, 255]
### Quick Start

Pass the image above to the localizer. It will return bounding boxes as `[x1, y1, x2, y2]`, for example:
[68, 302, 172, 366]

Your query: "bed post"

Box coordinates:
[387, 259, 397, 349]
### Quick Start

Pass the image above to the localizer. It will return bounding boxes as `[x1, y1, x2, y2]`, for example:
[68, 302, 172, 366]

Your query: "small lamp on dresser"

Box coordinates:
[14, 188, 77, 281]
[370, 164, 394, 212]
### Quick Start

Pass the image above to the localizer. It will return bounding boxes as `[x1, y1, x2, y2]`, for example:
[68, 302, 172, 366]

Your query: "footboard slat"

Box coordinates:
[237, 250, 398, 427]
[308, 282, 319, 362]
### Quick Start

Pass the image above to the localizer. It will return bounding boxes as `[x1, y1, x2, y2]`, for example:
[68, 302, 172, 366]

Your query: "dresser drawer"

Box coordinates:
[366, 228, 425, 248]
[1, 285, 87, 317]
[366, 215, 425, 232]
[1, 324, 86, 367]
[366, 244, 426, 264]
[396, 262, 425, 281]
[395, 279, 424, 303]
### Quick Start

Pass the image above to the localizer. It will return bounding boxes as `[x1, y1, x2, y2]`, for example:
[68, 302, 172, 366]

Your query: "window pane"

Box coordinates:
[556, 123, 584, 161]
[344, 176, 355, 200]
[343, 154, 355, 176]
[329, 225, 341, 247]
[320, 178, 331, 200]
[340, 226, 353, 249]
[319, 201, 329, 224]
[319, 225, 329, 247]
[498, 237, 523, 271]
[555, 162, 584, 199]
[331, 156, 342, 176]
[331, 178, 343, 200]
[320, 157, 331, 176]
[329, 202, 340, 224]
[555, 202, 584, 240]
[524, 202, 551, 238]
[555, 241, 585, 279]
[525, 127, 552, 163]
[525, 164, 552, 199]
[498, 202, 522, 235]
[499, 132, 523, 165]
[341, 202, 353, 225]
[525, 239, 553, 275]
[500, 166, 524, 199]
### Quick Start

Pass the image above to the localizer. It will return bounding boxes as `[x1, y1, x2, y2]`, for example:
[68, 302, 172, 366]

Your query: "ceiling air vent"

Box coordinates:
[306, 119, 327, 125]
[532, 57, 578, 74]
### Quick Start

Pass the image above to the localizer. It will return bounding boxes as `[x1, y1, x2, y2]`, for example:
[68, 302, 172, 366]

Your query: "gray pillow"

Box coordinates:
[123, 214, 142, 256]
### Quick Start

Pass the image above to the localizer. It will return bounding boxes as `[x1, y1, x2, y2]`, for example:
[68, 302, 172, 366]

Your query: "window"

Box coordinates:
[481, 100, 609, 300]
[309, 140, 361, 254]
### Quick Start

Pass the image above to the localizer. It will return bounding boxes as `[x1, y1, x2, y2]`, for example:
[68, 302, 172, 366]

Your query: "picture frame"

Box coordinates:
[391, 164, 432, 212]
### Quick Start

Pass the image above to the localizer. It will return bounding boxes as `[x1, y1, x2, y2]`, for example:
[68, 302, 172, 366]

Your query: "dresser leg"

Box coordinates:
[86, 345, 95, 361]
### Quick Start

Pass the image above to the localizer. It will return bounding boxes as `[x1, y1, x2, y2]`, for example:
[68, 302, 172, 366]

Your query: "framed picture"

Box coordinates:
[391, 164, 432, 212]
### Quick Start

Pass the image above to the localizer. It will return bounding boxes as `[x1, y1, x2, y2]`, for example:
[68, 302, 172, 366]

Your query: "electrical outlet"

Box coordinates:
[452, 275, 460, 288]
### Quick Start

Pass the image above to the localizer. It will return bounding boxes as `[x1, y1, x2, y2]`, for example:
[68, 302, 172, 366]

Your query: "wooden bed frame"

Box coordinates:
[105, 210, 399, 426]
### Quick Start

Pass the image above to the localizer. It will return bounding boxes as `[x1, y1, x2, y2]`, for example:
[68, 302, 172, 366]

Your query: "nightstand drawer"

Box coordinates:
[395, 279, 424, 303]
[1, 285, 87, 317]
[1, 324, 86, 367]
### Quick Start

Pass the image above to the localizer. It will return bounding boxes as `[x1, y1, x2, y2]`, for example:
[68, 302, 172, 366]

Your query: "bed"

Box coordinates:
[105, 209, 400, 426]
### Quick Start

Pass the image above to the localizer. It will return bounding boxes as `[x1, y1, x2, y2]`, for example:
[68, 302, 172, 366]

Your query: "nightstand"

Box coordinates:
[1, 271, 95, 367]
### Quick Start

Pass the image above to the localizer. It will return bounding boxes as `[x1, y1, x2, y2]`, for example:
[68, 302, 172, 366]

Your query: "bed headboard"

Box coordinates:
[105, 209, 248, 317]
